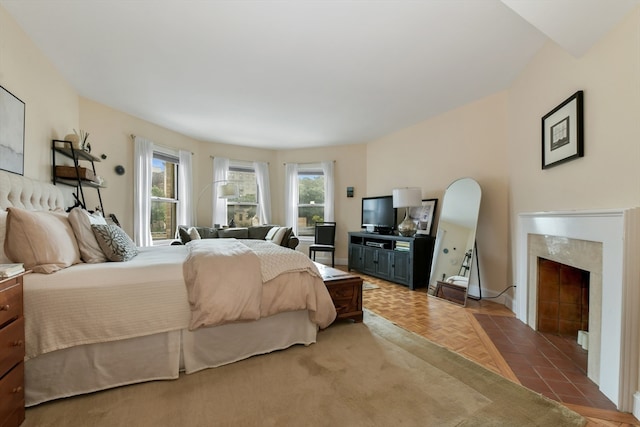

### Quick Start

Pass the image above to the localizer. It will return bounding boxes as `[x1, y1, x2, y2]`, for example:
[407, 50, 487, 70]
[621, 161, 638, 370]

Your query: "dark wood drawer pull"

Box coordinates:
[0, 304, 9, 311]
[12, 386, 22, 394]
[12, 340, 24, 347]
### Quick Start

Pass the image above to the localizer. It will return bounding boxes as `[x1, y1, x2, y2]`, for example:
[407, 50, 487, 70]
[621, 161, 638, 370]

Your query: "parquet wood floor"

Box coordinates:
[338, 267, 640, 427]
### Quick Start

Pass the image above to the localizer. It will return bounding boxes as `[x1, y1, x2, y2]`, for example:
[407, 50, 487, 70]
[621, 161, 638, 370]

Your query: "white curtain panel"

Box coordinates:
[284, 163, 299, 235]
[133, 136, 154, 246]
[177, 150, 194, 230]
[253, 161, 271, 225]
[321, 160, 335, 222]
[212, 157, 229, 227]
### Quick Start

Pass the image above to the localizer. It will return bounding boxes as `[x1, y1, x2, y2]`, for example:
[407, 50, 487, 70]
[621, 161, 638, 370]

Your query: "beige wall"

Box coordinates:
[507, 7, 640, 280]
[366, 92, 510, 296]
[3, 1, 639, 300]
[79, 98, 202, 235]
[0, 6, 79, 184]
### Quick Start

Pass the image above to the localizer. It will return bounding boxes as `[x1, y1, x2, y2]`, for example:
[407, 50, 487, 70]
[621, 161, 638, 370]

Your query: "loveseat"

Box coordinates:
[176, 225, 299, 249]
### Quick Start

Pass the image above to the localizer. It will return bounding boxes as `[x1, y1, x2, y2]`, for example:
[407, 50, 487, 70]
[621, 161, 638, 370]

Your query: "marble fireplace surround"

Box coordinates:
[516, 208, 640, 413]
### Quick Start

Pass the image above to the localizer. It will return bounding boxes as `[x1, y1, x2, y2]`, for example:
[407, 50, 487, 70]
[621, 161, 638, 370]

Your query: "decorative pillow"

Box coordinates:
[91, 224, 138, 262]
[264, 226, 279, 241]
[68, 207, 108, 263]
[4, 207, 81, 273]
[268, 227, 288, 245]
[188, 227, 201, 240]
[279, 227, 293, 247]
[178, 226, 192, 244]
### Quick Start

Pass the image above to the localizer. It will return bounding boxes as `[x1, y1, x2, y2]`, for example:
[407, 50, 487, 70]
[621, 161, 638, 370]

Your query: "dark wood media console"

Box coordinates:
[347, 232, 434, 290]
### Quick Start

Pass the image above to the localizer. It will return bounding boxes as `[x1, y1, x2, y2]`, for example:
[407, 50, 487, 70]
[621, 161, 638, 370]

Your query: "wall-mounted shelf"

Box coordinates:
[52, 139, 104, 213]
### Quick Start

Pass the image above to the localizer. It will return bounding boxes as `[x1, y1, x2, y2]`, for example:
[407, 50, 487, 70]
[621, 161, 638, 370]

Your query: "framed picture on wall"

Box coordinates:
[542, 90, 584, 169]
[0, 85, 25, 175]
[409, 198, 438, 235]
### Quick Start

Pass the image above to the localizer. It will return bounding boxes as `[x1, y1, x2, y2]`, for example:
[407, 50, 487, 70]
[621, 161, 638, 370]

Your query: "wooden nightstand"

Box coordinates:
[0, 273, 26, 427]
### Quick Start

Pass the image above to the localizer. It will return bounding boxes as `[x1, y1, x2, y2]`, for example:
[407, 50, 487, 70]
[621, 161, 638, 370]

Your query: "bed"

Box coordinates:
[0, 170, 336, 407]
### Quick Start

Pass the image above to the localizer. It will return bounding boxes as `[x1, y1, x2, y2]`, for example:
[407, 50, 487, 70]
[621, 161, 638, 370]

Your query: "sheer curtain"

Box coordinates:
[284, 163, 299, 235]
[133, 136, 154, 246]
[177, 150, 194, 229]
[212, 157, 229, 226]
[321, 160, 335, 222]
[254, 161, 271, 225]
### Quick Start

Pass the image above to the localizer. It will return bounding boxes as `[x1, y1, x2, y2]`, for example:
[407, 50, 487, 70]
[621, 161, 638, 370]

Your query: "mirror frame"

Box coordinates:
[427, 177, 482, 306]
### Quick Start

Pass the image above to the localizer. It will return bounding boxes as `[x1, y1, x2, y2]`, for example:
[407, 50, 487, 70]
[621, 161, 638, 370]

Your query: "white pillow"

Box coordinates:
[68, 207, 108, 263]
[0, 211, 9, 264]
[187, 227, 201, 240]
[268, 227, 288, 245]
[265, 227, 279, 241]
[4, 207, 81, 273]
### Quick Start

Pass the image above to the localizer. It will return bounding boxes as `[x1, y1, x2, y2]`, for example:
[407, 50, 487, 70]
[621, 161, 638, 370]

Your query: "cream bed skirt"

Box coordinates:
[25, 310, 317, 407]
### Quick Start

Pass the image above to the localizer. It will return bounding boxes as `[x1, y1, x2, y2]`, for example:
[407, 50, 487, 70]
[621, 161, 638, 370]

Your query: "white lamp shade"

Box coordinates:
[392, 187, 422, 208]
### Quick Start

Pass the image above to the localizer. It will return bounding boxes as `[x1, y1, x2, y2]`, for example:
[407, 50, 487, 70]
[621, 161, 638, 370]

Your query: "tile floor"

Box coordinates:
[473, 313, 616, 410]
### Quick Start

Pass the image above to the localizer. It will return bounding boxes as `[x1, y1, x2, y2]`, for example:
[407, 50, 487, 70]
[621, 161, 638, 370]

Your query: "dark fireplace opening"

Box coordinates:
[537, 257, 590, 373]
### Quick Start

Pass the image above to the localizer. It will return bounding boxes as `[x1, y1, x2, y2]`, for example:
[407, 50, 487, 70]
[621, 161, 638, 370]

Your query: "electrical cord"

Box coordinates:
[482, 285, 516, 299]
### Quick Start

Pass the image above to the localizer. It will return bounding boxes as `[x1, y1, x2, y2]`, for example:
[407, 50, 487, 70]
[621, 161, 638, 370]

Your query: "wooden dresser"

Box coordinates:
[0, 274, 25, 427]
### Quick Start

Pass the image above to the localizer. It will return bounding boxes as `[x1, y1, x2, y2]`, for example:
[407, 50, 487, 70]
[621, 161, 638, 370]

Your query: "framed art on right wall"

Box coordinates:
[542, 90, 584, 169]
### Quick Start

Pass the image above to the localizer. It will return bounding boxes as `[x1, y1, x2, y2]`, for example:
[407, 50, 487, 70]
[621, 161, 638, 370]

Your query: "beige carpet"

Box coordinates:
[23, 311, 585, 427]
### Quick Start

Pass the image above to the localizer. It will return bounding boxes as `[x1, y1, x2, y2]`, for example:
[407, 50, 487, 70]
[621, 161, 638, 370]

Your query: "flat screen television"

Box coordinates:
[361, 195, 396, 234]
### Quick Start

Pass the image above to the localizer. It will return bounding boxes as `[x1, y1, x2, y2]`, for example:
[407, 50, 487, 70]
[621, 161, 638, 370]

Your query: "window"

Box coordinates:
[227, 163, 260, 227]
[150, 151, 178, 241]
[297, 165, 325, 237]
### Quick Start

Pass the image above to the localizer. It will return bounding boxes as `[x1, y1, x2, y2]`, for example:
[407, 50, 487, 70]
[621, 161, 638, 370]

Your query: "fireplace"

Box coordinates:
[516, 208, 640, 414]
[537, 258, 589, 338]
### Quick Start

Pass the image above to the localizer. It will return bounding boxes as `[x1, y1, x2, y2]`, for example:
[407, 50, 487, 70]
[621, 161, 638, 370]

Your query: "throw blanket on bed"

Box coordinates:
[183, 239, 335, 330]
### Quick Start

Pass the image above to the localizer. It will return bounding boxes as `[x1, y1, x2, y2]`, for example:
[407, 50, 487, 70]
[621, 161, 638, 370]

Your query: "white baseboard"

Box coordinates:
[634, 392, 640, 419]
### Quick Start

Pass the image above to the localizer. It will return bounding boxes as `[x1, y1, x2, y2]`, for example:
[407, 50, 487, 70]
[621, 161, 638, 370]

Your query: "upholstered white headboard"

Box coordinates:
[0, 170, 66, 211]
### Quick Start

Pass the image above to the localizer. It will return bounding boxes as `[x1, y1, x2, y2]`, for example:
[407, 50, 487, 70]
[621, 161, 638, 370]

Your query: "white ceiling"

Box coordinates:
[2, 0, 637, 149]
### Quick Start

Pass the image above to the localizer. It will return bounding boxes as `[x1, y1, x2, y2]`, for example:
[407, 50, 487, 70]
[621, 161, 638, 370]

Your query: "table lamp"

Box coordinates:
[392, 187, 421, 237]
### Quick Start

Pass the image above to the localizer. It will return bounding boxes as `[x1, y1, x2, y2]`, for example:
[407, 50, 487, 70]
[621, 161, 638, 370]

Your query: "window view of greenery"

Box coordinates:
[298, 171, 324, 236]
[227, 168, 259, 227]
[150, 157, 177, 240]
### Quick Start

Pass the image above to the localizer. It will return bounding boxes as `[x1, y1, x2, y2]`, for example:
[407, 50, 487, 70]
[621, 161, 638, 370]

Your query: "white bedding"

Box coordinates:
[1, 171, 332, 407]
[24, 245, 191, 359]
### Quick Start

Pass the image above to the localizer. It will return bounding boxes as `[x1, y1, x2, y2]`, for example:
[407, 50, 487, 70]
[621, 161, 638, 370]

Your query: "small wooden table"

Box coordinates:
[315, 263, 363, 323]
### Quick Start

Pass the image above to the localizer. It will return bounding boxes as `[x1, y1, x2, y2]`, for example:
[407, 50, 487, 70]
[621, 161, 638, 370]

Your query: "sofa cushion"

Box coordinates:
[198, 227, 218, 239]
[219, 228, 249, 239]
[248, 225, 274, 240]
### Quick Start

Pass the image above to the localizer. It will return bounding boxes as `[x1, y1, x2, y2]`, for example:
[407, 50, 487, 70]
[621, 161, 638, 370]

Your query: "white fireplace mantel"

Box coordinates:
[516, 208, 640, 413]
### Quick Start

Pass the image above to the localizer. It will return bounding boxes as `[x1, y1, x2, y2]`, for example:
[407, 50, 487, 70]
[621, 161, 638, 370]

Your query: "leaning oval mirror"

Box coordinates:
[427, 178, 482, 306]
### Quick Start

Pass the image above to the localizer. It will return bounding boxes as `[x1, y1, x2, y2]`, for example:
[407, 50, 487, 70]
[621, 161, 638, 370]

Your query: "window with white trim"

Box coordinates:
[227, 162, 260, 226]
[297, 164, 325, 237]
[150, 151, 178, 241]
